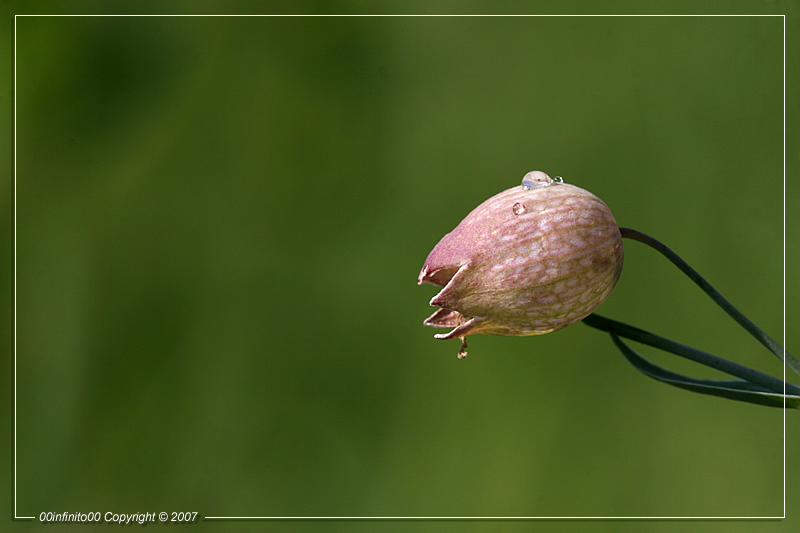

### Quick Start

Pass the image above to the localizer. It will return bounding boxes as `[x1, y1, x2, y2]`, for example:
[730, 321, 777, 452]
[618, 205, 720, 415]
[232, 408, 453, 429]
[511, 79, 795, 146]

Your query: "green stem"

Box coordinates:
[583, 313, 800, 396]
[619, 227, 799, 376]
[606, 326, 800, 409]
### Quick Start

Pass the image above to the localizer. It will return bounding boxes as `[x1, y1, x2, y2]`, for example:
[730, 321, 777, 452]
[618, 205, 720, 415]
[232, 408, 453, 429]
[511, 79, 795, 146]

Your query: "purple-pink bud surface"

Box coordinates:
[419, 171, 623, 358]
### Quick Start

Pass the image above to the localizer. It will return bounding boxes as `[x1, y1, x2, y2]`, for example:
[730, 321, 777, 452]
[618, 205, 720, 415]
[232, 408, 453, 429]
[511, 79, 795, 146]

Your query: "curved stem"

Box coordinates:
[619, 227, 799, 376]
[583, 313, 800, 396]
[607, 327, 800, 409]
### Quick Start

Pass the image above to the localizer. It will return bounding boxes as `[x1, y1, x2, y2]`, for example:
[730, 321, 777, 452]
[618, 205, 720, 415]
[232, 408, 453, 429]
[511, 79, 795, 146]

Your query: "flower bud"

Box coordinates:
[418, 171, 623, 358]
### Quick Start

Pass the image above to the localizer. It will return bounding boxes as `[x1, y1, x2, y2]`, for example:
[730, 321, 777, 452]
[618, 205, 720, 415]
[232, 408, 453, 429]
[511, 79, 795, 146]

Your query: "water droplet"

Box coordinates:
[552, 176, 564, 183]
[512, 202, 526, 215]
[522, 170, 554, 189]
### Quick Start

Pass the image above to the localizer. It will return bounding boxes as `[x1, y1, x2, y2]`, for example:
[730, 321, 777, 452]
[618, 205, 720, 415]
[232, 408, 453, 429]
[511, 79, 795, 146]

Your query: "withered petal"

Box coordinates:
[433, 316, 486, 340]
[428, 263, 471, 311]
[422, 308, 462, 329]
[417, 264, 461, 287]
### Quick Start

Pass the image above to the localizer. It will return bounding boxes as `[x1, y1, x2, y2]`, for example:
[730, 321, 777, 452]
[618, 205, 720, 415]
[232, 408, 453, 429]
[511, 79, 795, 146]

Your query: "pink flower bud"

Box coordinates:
[418, 171, 623, 358]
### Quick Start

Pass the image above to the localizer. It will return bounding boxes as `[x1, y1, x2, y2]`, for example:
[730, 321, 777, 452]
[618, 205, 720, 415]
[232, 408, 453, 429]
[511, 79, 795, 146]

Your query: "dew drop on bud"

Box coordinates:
[512, 202, 526, 215]
[522, 170, 556, 189]
[552, 176, 564, 183]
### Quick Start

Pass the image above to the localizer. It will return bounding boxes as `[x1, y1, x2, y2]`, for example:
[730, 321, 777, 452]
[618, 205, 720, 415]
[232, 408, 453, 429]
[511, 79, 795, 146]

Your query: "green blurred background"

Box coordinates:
[4, 6, 799, 533]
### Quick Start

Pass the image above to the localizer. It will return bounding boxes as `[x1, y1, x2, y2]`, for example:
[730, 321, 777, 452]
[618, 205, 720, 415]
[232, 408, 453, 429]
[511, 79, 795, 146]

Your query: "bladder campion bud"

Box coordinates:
[418, 171, 624, 358]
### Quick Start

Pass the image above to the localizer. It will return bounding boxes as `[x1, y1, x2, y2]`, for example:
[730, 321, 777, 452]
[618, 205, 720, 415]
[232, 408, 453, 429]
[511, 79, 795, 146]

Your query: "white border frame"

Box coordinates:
[13, 13, 787, 522]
